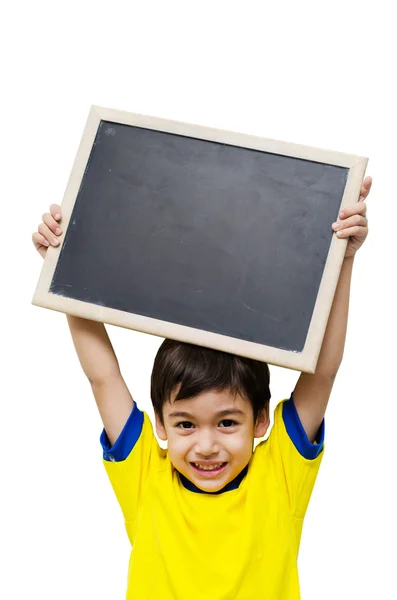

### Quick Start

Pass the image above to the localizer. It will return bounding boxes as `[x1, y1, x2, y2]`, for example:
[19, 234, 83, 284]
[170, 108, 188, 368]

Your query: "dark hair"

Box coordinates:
[151, 339, 271, 425]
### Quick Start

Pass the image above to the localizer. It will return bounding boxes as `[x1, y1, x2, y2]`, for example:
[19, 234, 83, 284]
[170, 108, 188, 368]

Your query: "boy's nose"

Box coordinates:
[194, 431, 220, 455]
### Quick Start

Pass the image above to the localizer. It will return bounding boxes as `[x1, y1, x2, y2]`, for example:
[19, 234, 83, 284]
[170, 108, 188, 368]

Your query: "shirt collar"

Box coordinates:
[177, 464, 248, 494]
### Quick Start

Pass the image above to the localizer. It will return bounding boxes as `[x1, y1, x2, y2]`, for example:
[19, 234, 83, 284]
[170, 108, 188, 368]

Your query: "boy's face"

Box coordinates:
[155, 387, 270, 493]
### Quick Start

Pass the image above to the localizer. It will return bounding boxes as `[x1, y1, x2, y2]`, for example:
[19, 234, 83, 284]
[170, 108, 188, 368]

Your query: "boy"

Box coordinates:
[32, 175, 372, 599]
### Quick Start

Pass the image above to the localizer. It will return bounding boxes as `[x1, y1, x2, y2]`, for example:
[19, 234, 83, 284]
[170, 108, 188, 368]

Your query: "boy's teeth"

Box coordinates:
[194, 462, 224, 470]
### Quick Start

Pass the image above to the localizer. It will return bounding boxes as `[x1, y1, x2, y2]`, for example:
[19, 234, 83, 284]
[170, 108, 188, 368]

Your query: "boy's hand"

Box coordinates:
[32, 204, 63, 259]
[331, 176, 372, 260]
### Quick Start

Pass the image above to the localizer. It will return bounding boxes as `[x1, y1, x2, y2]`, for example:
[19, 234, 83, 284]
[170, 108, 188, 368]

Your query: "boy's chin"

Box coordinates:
[186, 462, 234, 492]
[194, 478, 230, 492]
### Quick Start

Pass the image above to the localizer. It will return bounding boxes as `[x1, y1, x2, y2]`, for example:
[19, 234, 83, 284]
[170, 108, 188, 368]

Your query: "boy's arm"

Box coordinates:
[293, 177, 372, 442]
[67, 315, 134, 446]
[32, 204, 134, 447]
[293, 257, 354, 442]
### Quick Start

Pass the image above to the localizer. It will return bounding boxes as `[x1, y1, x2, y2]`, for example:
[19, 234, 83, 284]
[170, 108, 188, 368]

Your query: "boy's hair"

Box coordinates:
[151, 339, 271, 426]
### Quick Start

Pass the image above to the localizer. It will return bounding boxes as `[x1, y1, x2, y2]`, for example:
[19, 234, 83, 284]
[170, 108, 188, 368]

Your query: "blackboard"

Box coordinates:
[33, 106, 368, 372]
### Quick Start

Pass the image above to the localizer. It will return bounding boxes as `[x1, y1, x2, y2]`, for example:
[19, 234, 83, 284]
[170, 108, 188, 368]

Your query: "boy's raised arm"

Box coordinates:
[293, 176, 372, 442]
[66, 315, 134, 445]
[33, 204, 134, 446]
[293, 257, 353, 442]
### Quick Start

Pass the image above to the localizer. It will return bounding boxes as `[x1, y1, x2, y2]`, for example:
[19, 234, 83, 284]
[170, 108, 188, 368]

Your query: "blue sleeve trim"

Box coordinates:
[282, 393, 325, 460]
[100, 403, 144, 462]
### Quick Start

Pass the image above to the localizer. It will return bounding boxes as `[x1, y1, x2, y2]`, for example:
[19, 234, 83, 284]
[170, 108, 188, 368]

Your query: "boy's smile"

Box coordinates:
[155, 387, 269, 492]
[190, 461, 228, 477]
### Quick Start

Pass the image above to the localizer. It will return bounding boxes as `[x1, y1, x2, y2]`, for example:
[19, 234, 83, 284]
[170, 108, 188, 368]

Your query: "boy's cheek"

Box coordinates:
[167, 435, 190, 457]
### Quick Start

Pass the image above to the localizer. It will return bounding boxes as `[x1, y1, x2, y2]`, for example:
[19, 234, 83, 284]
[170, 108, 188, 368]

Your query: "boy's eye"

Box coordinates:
[219, 419, 237, 428]
[176, 421, 195, 429]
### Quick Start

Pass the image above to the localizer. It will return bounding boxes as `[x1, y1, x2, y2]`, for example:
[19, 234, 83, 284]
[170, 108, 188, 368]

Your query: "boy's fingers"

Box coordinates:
[333, 214, 367, 231]
[42, 212, 63, 235]
[339, 201, 367, 220]
[38, 222, 61, 245]
[32, 231, 49, 248]
[335, 225, 367, 238]
[50, 204, 62, 220]
[32, 232, 50, 259]
[360, 176, 372, 200]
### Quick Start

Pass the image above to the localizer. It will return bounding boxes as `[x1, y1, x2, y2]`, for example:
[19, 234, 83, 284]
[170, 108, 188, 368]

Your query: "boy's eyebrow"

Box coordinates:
[167, 408, 246, 419]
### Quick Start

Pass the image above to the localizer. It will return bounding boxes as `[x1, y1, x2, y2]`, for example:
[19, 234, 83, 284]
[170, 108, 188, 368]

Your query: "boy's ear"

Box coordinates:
[155, 411, 168, 441]
[254, 407, 270, 438]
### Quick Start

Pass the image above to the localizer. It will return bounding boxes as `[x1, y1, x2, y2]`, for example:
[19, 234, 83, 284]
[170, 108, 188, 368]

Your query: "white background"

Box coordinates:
[1, 1, 396, 598]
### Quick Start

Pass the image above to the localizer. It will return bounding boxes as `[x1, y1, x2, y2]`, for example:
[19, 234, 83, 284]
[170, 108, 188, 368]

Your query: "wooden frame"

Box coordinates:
[32, 105, 368, 373]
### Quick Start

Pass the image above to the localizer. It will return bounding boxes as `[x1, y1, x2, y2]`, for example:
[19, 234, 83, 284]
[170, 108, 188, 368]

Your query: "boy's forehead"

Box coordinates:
[164, 387, 251, 417]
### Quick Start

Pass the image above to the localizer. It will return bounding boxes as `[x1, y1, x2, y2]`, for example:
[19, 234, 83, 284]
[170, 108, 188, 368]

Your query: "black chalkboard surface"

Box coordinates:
[33, 106, 368, 372]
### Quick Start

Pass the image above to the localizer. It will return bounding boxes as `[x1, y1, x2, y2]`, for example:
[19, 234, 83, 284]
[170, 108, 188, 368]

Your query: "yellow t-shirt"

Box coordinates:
[102, 398, 324, 599]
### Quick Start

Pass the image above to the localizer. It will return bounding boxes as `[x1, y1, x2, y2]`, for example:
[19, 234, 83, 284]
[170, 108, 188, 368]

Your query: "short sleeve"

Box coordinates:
[101, 403, 166, 528]
[264, 396, 324, 520]
[100, 402, 145, 462]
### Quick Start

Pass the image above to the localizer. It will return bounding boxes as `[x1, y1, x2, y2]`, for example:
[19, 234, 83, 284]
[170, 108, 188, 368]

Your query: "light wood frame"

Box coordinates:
[32, 105, 368, 373]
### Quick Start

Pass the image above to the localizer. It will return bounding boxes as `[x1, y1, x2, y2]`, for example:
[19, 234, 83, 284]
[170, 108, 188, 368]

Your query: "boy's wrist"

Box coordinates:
[343, 255, 356, 266]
